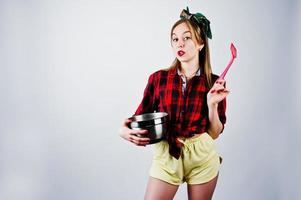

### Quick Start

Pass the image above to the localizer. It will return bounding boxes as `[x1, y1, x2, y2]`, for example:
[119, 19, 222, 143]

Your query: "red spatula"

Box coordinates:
[219, 43, 237, 80]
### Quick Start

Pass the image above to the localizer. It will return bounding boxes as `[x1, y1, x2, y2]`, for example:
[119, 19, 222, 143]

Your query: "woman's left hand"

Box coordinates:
[207, 79, 230, 107]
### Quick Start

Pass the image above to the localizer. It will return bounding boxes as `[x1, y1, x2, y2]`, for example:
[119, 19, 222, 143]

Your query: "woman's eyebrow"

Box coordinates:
[172, 31, 191, 36]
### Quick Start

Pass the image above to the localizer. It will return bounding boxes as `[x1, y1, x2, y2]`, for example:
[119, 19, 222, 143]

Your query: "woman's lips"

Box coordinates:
[177, 50, 185, 57]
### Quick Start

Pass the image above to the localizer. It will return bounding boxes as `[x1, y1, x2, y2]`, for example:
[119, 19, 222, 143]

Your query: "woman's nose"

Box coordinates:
[177, 39, 184, 48]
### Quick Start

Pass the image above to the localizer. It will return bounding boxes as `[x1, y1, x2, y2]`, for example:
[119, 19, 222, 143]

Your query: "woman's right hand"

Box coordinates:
[119, 118, 150, 146]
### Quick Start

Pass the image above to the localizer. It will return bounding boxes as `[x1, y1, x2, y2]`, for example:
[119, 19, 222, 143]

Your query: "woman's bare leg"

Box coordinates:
[144, 176, 179, 200]
[187, 174, 218, 200]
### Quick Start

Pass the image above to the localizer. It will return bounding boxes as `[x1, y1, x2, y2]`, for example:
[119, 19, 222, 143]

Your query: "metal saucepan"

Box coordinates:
[128, 112, 169, 144]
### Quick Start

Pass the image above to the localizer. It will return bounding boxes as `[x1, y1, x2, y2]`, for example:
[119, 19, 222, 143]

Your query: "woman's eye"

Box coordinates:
[172, 38, 178, 42]
[184, 37, 191, 40]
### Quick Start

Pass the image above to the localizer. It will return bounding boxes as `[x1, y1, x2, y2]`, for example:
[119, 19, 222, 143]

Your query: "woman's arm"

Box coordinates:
[207, 79, 229, 139]
[119, 72, 158, 146]
[207, 104, 224, 139]
[119, 118, 150, 146]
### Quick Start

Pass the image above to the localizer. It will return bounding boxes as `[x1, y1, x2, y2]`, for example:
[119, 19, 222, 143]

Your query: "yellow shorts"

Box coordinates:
[149, 132, 221, 185]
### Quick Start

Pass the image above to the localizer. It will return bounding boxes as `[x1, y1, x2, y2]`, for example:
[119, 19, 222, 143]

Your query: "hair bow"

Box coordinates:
[180, 7, 212, 39]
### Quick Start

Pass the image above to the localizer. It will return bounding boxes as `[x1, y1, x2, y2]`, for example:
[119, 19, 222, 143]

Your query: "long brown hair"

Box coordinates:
[168, 18, 213, 88]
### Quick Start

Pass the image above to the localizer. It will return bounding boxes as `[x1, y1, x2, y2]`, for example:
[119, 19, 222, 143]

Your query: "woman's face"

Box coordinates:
[171, 22, 203, 63]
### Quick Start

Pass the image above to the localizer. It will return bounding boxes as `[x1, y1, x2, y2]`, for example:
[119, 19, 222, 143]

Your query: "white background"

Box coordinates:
[0, 0, 300, 199]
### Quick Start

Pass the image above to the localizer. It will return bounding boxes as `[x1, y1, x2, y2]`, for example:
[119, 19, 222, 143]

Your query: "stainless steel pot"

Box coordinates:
[128, 112, 168, 144]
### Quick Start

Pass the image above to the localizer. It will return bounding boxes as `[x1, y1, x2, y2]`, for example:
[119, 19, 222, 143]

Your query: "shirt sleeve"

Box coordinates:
[134, 73, 158, 115]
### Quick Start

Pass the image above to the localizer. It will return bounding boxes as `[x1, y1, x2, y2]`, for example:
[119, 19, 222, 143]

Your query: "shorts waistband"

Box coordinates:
[177, 132, 212, 145]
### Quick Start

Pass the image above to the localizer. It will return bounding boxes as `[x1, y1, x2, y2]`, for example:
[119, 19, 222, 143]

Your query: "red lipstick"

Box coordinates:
[177, 50, 185, 57]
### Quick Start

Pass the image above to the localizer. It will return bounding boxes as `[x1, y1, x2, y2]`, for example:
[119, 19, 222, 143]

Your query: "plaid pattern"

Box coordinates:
[134, 67, 226, 159]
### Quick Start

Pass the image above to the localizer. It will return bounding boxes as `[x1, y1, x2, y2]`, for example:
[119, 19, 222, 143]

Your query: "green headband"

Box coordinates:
[180, 7, 212, 39]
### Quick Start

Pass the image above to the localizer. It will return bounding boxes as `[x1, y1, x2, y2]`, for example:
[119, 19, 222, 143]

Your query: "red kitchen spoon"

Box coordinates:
[219, 43, 237, 80]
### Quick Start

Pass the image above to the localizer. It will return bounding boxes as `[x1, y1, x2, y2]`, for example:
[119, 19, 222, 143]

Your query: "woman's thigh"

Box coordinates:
[187, 174, 218, 200]
[144, 176, 179, 200]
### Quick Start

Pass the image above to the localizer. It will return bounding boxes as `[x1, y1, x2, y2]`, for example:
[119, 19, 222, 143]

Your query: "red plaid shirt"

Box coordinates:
[134, 67, 226, 159]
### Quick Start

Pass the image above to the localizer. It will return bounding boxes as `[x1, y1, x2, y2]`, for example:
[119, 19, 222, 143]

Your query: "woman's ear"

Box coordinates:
[199, 43, 204, 51]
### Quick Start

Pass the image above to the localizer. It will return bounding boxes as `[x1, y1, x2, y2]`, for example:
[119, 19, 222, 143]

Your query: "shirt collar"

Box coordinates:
[177, 67, 201, 77]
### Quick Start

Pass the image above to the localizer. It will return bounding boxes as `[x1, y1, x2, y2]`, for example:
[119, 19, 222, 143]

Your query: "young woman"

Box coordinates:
[119, 7, 229, 200]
